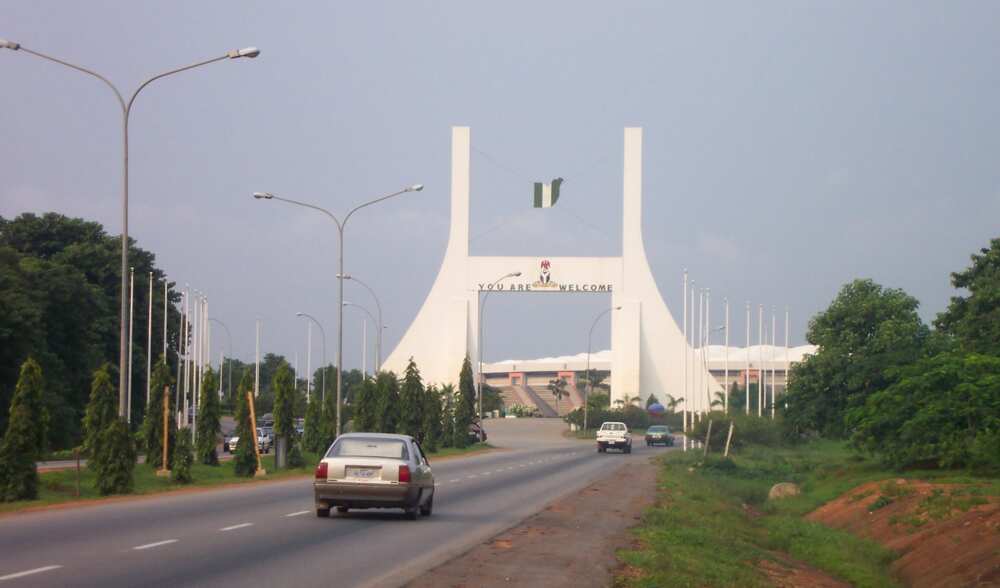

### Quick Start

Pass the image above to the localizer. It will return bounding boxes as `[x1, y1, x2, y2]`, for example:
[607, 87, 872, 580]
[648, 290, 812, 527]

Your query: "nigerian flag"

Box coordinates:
[533, 177, 564, 208]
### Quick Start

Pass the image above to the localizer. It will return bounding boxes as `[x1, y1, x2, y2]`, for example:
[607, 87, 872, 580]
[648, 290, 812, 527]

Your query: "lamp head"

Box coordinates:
[406, 184, 424, 192]
[614, 306, 623, 310]
[229, 46, 260, 59]
[0, 39, 20, 50]
[252, 192, 274, 200]
[295, 312, 304, 317]
[336, 273, 351, 280]
[512, 271, 522, 277]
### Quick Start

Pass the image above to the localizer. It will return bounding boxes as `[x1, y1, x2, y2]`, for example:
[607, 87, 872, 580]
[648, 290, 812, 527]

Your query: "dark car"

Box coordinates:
[468, 421, 487, 444]
[645, 425, 674, 447]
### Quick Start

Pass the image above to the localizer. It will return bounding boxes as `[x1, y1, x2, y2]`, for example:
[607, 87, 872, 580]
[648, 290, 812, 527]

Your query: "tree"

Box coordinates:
[352, 377, 378, 433]
[171, 427, 194, 484]
[321, 379, 340, 446]
[302, 393, 325, 454]
[83, 364, 117, 457]
[421, 385, 443, 452]
[196, 367, 221, 465]
[645, 394, 659, 408]
[272, 363, 295, 440]
[851, 352, 1000, 469]
[94, 417, 136, 495]
[373, 371, 400, 434]
[232, 369, 257, 478]
[783, 279, 927, 438]
[547, 377, 568, 415]
[453, 357, 476, 448]
[0, 358, 48, 501]
[440, 384, 456, 448]
[710, 391, 726, 410]
[663, 393, 684, 413]
[935, 237, 1000, 356]
[398, 359, 425, 440]
[142, 357, 175, 469]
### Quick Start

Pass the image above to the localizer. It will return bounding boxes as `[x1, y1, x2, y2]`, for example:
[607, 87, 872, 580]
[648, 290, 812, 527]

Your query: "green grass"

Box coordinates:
[4, 442, 491, 515]
[617, 441, 921, 588]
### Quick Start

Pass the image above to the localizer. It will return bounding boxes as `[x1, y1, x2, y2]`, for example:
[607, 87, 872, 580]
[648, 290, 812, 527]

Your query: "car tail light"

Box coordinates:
[315, 462, 328, 480]
[398, 464, 411, 484]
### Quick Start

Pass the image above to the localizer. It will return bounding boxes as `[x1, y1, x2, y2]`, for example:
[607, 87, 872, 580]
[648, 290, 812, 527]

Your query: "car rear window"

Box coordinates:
[601, 423, 626, 431]
[648, 426, 667, 432]
[327, 438, 409, 460]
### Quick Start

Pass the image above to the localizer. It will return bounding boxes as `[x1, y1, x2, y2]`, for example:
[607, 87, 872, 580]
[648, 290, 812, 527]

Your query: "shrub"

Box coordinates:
[0, 358, 47, 501]
[233, 370, 258, 478]
[195, 368, 221, 466]
[687, 413, 787, 452]
[302, 394, 325, 454]
[142, 357, 175, 469]
[172, 428, 194, 484]
[94, 417, 136, 495]
[83, 364, 117, 457]
[287, 440, 305, 468]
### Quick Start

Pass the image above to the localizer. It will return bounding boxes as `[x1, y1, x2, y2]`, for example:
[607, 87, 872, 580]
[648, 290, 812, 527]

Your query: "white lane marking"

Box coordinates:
[0, 565, 63, 581]
[285, 511, 309, 517]
[467, 474, 478, 478]
[448, 479, 461, 483]
[482, 471, 492, 476]
[519, 464, 526, 467]
[132, 539, 177, 551]
[220, 523, 254, 532]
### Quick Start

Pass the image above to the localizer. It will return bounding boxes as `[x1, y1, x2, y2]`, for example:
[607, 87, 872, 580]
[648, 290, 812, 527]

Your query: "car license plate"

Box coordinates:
[346, 466, 378, 480]
[608, 440, 618, 444]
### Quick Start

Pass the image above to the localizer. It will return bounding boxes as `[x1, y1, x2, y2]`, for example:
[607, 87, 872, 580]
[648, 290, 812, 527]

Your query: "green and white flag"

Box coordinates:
[533, 177, 564, 208]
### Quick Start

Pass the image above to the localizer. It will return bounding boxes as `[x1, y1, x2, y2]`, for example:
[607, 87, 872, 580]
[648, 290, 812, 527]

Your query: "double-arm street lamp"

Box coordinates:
[338, 274, 384, 371]
[584, 306, 621, 432]
[478, 272, 522, 423]
[2, 39, 260, 417]
[343, 301, 377, 374]
[296, 312, 327, 403]
[253, 184, 423, 438]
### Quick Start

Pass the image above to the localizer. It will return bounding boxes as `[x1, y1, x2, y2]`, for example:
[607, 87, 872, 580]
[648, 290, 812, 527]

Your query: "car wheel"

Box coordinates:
[404, 506, 419, 520]
[420, 492, 434, 516]
[625, 445, 632, 454]
[336, 506, 349, 514]
[316, 507, 330, 518]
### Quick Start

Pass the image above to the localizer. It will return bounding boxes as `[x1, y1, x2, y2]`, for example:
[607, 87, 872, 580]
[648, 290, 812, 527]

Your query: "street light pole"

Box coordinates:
[478, 272, 522, 424]
[338, 274, 383, 371]
[585, 306, 621, 432]
[1, 40, 261, 418]
[296, 312, 327, 403]
[254, 184, 423, 438]
[343, 302, 377, 374]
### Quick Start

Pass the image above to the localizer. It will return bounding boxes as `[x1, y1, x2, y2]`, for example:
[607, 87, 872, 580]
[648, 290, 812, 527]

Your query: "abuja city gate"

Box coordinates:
[382, 127, 720, 406]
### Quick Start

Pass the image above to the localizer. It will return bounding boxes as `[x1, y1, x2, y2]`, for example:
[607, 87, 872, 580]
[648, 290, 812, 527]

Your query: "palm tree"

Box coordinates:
[664, 394, 685, 413]
[710, 391, 726, 410]
[547, 377, 568, 415]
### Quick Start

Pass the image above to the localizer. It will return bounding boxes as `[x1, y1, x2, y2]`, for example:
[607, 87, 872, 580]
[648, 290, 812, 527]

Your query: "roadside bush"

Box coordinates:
[94, 417, 136, 495]
[302, 394, 325, 454]
[233, 370, 258, 478]
[687, 413, 787, 452]
[0, 358, 48, 501]
[142, 357, 175, 469]
[172, 428, 194, 484]
[195, 367, 221, 466]
[83, 364, 117, 457]
[287, 440, 305, 468]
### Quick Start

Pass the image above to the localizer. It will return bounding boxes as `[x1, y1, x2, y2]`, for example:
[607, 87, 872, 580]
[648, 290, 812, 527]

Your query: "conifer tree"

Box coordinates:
[83, 364, 117, 457]
[352, 377, 379, 433]
[398, 359, 425, 440]
[440, 384, 456, 448]
[94, 417, 136, 495]
[373, 371, 400, 434]
[302, 393, 325, 454]
[142, 358, 176, 469]
[196, 367, 221, 465]
[233, 370, 257, 478]
[421, 384, 443, 453]
[453, 357, 476, 448]
[172, 427, 194, 484]
[0, 358, 48, 501]
[322, 381, 339, 447]
[272, 363, 295, 440]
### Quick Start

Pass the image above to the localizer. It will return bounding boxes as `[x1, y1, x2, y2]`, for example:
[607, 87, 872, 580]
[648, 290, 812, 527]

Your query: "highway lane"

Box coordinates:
[0, 420, 675, 587]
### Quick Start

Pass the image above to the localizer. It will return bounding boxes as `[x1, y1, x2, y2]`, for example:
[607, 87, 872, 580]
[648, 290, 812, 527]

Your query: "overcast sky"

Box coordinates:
[3, 2, 998, 371]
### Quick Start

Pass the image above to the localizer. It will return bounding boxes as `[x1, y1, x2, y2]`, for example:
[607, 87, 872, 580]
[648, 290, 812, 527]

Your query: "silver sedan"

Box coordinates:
[313, 433, 435, 520]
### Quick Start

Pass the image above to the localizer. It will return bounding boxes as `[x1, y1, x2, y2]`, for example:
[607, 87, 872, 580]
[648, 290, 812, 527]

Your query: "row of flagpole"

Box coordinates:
[681, 269, 792, 452]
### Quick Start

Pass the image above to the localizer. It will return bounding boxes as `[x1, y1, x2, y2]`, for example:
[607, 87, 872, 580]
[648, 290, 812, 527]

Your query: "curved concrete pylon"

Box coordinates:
[383, 127, 722, 408]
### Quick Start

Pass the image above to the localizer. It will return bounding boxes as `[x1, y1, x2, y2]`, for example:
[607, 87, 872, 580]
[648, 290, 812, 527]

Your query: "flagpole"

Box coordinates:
[784, 307, 790, 410]
[682, 270, 688, 452]
[771, 306, 777, 419]
[724, 297, 729, 414]
[162, 280, 168, 362]
[127, 267, 135, 424]
[146, 271, 153, 406]
[758, 304, 764, 417]
[697, 287, 703, 420]
[745, 301, 750, 415]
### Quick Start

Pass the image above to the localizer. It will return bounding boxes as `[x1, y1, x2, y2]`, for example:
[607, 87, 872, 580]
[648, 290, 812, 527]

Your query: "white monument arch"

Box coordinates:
[383, 127, 721, 406]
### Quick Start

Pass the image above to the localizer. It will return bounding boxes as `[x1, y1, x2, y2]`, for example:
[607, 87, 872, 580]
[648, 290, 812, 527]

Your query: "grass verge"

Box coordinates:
[617, 441, 913, 588]
[4, 442, 492, 515]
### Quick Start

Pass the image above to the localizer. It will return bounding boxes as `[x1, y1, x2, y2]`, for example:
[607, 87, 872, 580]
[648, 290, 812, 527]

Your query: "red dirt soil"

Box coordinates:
[807, 480, 1000, 587]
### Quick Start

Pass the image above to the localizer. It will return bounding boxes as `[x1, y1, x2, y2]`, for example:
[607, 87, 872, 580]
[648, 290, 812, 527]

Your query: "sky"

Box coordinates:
[2, 1, 999, 371]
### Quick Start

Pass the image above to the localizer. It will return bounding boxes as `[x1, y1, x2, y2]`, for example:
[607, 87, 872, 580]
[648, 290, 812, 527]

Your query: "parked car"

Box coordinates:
[468, 421, 487, 444]
[596, 421, 632, 453]
[313, 433, 434, 520]
[645, 425, 674, 447]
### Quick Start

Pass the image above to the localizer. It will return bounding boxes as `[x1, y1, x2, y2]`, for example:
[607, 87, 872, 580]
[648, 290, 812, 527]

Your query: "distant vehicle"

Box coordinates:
[645, 425, 674, 447]
[596, 421, 632, 453]
[225, 427, 272, 454]
[294, 417, 305, 437]
[314, 433, 434, 520]
[468, 421, 487, 444]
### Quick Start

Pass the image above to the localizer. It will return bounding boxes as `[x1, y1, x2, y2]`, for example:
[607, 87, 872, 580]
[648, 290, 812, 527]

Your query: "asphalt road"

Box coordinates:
[0, 419, 675, 587]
